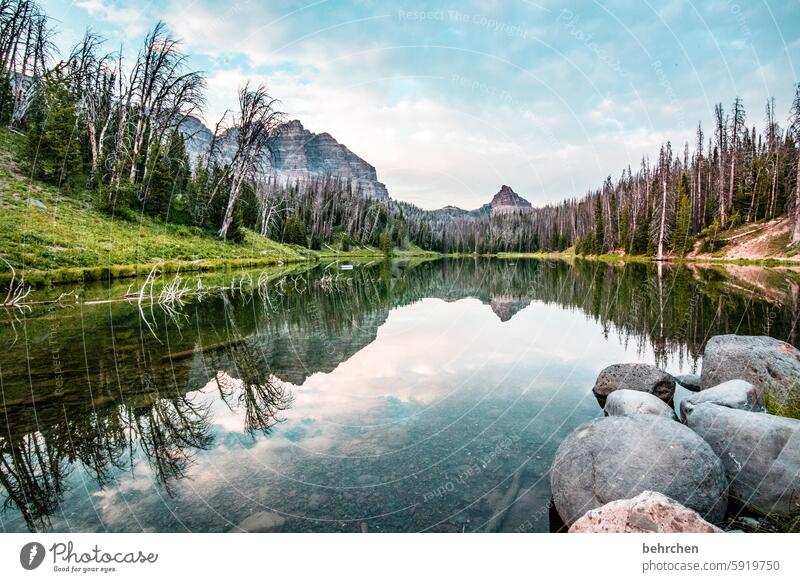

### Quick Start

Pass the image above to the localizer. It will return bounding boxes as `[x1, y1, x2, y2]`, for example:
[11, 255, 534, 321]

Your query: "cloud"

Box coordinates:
[75, 0, 800, 209]
[75, 0, 149, 39]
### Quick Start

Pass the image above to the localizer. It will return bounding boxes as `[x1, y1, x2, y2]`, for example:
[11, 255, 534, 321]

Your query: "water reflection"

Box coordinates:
[0, 258, 798, 532]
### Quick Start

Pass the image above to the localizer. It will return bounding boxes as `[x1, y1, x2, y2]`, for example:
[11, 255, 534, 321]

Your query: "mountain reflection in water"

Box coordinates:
[1, 258, 798, 532]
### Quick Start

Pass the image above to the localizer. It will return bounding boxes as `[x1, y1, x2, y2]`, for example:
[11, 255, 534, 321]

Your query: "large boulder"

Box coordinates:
[550, 415, 727, 526]
[592, 363, 676, 405]
[604, 389, 677, 419]
[569, 491, 723, 533]
[675, 374, 702, 392]
[701, 335, 800, 409]
[686, 403, 800, 516]
[679, 379, 764, 422]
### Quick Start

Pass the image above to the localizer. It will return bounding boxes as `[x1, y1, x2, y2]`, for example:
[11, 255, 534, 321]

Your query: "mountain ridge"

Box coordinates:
[180, 116, 389, 199]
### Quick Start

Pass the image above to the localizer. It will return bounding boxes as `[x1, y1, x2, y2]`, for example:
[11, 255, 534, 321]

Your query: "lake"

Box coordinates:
[1, 258, 798, 532]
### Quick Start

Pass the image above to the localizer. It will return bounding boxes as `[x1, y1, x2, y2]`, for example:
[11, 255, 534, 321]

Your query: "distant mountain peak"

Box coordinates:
[490, 185, 531, 211]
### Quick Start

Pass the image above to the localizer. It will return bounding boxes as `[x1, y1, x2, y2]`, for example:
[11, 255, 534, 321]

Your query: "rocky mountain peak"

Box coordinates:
[490, 185, 532, 211]
[180, 116, 389, 199]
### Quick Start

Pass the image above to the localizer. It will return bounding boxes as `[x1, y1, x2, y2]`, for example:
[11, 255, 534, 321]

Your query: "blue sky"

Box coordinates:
[43, 0, 800, 209]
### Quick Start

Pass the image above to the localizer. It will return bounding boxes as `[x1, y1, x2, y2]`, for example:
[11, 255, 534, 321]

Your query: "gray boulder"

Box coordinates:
[25, 197, 46, 210]
[592, 363, 676, 405]
[701, 335, 800, 409]
[569, 491, 723, 533]
[679, 379, 764, 422]
[687, 403, 800, 516]
[675, 374, 702, 392]
[604, 389, 677, 419]
[550, 415, 727, 526]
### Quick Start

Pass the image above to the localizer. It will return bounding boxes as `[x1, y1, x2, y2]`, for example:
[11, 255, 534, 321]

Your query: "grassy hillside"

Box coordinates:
[0, 128, 312, 285]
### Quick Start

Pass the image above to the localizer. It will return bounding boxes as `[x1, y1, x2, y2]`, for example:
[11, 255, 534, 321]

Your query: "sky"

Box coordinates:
[42, 0, 800, 210]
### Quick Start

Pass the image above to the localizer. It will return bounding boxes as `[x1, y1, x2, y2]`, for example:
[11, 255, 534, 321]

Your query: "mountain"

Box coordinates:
[484, 185, 532, 214]
[431, 185, 533, 217]
[180, 117, 389, 199]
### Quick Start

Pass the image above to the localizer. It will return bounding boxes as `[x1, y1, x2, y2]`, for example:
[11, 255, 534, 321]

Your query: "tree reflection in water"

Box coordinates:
[0, 291, 294, 530]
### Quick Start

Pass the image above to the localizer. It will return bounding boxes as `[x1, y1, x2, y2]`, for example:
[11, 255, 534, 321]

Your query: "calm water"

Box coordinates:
[1, 258, 798, 532]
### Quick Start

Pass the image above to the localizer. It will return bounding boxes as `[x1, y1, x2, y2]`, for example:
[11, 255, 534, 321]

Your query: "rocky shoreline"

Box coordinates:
[550, 334, 800, 533]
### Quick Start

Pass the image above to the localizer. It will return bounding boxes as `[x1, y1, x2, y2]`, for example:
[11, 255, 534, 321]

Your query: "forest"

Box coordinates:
[2, 0, 800, 258]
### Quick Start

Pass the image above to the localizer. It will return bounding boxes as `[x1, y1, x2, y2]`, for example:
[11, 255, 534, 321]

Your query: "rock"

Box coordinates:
[234, 511, 286, 532]
[592, 363, 676, 405]
[679, 379, 764, 422]
[569, 491, 723, 533]
[25, 197, 46, 210]
[686, 403, 800, 516]
[550, 415, 727, 526]
[701, 335, 800, 409]
[604, 389, 677, 419]
[675, 374, 702, 392]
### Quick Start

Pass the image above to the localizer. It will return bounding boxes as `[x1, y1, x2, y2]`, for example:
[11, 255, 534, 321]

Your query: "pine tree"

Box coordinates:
[284, 216, 307, 246]
[631, 210, 652, 255]
[0, 73, 13, 124]
[25, 70, 85, 190]
[592, 195, 605, 254]
[672, 175, 692, 256]
[142, 133, 188, 220]
[619, 204, 631, 253]
[379, 229, 394, 256]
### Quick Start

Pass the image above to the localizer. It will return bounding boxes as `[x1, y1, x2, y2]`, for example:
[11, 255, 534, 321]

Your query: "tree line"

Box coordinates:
[394, 90, 800, 257]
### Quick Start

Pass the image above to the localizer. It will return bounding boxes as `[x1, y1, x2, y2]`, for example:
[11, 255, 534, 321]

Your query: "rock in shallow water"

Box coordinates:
[550, 415, 727, 526]
[233, 511, 286, 532]
[679, 379, 764, 422]
[569, 491, 723, 533]
[604, 389, 677, 419]
[686, 402, 800, 516]
[592, 363, 676, 405]
[700, 335, 800, 409]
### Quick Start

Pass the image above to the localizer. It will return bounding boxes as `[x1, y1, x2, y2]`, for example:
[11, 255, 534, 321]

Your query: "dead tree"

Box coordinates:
[218, 83, 283, 240]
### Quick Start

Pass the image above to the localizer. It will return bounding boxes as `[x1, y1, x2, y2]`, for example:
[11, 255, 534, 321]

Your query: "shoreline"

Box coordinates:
[495, 251, 800, 268]
[10, 249, 799, 289]
[2, 248, 442, 288]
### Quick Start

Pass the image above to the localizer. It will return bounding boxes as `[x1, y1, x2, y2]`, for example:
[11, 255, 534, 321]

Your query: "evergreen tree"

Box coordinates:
[379, 229, 393, 256]
[25, 70, 85, 190]
[592, 196, 605, 254]
[284, 216, 307, 246]
[142, 132, 189, 220]
[631, 210, 652, 255]
[0, 73, 13, 125]
[619, 204, 631, 253]
[672, 175, 692, 256]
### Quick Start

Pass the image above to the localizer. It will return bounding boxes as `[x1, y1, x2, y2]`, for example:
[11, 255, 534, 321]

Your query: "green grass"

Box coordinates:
[312, 243, 440, 259]
[496, 249, 652, 264]
[766, 511, 800, 533]
[764, 386, 800, 420]
[0, 128, 311, 286]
